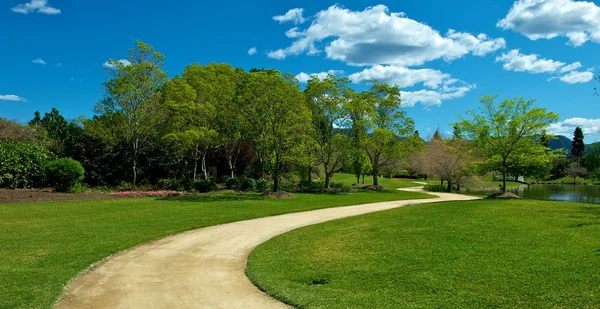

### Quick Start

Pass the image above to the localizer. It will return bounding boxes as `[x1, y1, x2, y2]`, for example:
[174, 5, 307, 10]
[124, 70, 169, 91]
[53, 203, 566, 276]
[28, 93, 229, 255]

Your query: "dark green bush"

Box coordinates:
[256, 178, 268, 192]
[0, 142, 49, 188]
[239, 177, 257, 191]
[225, 177, 240, 189]
[45, 158, 85, 193]
[193, 180, 217, 193]
[424, 184, 447, 193]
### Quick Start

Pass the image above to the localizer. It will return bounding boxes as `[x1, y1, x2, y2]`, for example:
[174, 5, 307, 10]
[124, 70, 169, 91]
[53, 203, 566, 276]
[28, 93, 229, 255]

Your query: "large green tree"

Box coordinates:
[238, 70, 311, 192]
[572, 127, 585, 163]
[304, 74, 351, 188]
[361, 81, 415, 186]
[96, 41, 168, 185]
[457, 95, 559, 192]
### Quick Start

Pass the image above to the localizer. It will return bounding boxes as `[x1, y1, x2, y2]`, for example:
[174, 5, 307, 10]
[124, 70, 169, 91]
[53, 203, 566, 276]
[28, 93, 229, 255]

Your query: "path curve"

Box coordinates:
[55, 188, 478, 309]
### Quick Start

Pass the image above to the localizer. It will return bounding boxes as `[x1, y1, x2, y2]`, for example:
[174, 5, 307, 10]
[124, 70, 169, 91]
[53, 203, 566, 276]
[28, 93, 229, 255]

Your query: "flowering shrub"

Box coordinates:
[111, 190, 188, 198]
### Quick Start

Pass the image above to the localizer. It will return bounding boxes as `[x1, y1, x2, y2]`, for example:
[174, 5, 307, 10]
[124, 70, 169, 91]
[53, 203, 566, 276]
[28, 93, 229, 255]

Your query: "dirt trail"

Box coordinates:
[55, 188, 478, 309]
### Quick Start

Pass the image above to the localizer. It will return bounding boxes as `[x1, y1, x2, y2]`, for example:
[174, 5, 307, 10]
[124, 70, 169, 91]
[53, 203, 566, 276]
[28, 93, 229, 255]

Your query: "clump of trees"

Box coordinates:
[0, 41, 420, 193]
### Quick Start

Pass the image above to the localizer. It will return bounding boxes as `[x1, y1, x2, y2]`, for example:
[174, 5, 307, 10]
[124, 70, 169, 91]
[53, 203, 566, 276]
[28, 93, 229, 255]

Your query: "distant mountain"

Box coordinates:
[549, 135, 599, 153]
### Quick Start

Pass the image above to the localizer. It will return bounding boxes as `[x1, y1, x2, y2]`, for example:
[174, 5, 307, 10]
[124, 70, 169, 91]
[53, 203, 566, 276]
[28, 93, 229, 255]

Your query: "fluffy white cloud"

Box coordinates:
[348, 66, 454, 89]
[32, 58, 46, 65]
[273, 8, 305, 25]
[12, 0, 61, 15]
[548, 118, 600, 136]
[498, 0, 600, 46]
[559, 61, 582, 73]
[295, 70, 344, 83]
[268, 5, 505, 66]
[103, 59, 131, 69]
[247, 47, 257, 55]
[0, 95, 26, 102]
[401, 85, 475, 107]
[496, 49, 565, 73]
[558, 70, 594, 83]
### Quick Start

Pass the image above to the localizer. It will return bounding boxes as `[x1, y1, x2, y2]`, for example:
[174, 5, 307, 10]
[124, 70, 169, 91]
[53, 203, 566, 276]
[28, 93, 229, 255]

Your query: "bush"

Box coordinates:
[424, 184, 447, 192]
[256, 178, 269, 192]
[193, 180, 217, 193]
[225, 177, 240, 189]
[0, 142, 49, 189]
[239, 177, 257, 191]
[45, 158, 85, 193]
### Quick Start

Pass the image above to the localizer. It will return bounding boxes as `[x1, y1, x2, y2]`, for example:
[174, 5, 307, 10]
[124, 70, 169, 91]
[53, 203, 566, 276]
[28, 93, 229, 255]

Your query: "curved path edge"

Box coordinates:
[54, 188, 479, 309]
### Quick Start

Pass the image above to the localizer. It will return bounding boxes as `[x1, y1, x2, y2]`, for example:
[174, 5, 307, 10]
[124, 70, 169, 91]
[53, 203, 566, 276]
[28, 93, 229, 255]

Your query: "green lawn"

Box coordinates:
[247, 199, 600, 308]
[332, 173, 421, 189]
[0, 190, 431, 309]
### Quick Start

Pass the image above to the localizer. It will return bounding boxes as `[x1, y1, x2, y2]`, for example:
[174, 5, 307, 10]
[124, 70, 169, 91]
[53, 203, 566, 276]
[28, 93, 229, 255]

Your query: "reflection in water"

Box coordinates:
[476, 185, 600, 204]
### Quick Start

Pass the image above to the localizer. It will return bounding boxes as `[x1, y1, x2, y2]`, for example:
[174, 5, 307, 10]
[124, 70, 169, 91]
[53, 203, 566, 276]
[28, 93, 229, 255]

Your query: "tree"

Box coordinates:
[432, 129, 442, 141]
[566, 164, 588, 183]
[581, 143, 600, 173]
[96, 41, 168, 185]
[238, 70, 311, 192]
[572, 127, 585, 163]
[361, 82, 415, 186]
[304, 74, 351, 188]
[29, 108, 84, 157]
[457, 95, 559, 192]
[420, 139, 475, 192]
[452, 124, 463, 140]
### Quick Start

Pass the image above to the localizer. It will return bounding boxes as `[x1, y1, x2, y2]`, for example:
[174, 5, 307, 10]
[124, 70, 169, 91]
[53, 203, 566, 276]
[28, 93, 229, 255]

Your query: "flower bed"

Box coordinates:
[111, 190, 188, 198]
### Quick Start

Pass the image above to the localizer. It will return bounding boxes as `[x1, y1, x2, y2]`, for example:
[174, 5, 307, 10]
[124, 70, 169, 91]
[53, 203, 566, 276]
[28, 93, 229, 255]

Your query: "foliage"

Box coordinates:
[96, 40, 168, 185]
[45, 158, 85, 193]
[457, 95, 559, 192]
[0, 118, 44, 143]
[0, 142, 49, 189]
[255, 178, 269, 192]
[571, 127, 585, 162]
[581, 143, 600, 172]
[566, 164, 588, 182]
[193, 180, 217, 193]
[418, 139, 476, 191]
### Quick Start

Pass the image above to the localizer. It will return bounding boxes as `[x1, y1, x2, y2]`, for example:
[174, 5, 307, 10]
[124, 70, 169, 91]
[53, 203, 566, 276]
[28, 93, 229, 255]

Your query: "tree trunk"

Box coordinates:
[132, 138, 139, 186]
[325, 171, 331, 189]
[273, 151, 280, 192]
[362, 175, 365, 184]
[502, 171, 507, 193]
[440, 179, 444, 186]
[201, 153, 208, 181]
[228, 159, 234, 179]
[307, 166, 312, 182]
[373, 168, 379, 186]
[193, 160, 198, 181]
[447, 180, 452, 192]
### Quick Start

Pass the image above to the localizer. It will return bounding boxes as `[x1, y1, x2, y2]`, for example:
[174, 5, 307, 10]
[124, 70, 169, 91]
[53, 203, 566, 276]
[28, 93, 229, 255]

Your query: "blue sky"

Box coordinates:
[2, 0, 600, 141]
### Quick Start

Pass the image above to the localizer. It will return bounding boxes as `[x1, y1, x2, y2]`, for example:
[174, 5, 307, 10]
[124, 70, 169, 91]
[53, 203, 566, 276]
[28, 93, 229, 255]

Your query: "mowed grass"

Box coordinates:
[332, 173, 422, 189]
[0, 189, 432, 309]
[247, 199, 600, 308]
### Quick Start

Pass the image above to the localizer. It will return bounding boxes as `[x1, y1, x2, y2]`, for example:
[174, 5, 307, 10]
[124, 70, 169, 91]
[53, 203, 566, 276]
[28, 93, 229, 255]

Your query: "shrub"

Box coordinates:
[225, 177, 240, 189]
[256, 178, 269, 192]
[239, 177, 257, 191]
[45, 158, 85, 193]
[424, 184, 447, 192]
[0, 142, 48, 189]
[193, 180, 217, 193]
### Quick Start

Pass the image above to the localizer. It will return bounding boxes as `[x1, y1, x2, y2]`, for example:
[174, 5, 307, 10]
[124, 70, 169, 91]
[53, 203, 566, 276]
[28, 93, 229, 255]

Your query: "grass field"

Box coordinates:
[247, 199, 600, 308]
[0, 189, 431, 309]
[332, 173, 421, 189]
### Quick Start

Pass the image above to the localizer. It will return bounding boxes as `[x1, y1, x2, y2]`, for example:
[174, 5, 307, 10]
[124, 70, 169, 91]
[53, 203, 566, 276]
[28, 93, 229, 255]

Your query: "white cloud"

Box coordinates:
[348, 66, 454, 89]
[268, 5, 505, 66]
[32, 58, 46, 65]
[496, 49, 565, 73]
[559, 61, 582, 73]
[498, 0, 600, 46]
[273, 8, 305, 25]
[56, 62, 62, 67]
[247, 47, 257, 55]
[103, 59, 131, 69]
[12, 0, 61, 15]
[295, 70, 344, 83]
[0, 95, 26, 102]
[548, 118, 600, 136]
[401, 84, 475, 107]
[557, 70, 594, 83]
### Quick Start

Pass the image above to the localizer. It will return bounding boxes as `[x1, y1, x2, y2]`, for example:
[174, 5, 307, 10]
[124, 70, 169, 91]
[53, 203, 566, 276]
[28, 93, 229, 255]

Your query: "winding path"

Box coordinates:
[55, 188, 478, 309]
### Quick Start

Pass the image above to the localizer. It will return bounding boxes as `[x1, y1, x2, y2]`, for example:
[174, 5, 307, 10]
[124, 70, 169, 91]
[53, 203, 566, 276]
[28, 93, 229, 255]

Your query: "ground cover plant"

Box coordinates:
[247, 199, 600, 308]
[0, 189, 431, 309]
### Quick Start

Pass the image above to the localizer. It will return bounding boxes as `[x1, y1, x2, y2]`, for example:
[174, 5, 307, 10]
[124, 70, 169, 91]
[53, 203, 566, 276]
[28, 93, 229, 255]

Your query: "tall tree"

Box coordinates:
[361, 81, 415, 186]
[457, 95, 559, 192]
[304, 74, 351, 188]
[238, 70, 311, 192]
[96, 41, 168, 185]
[572, 127, 585, 163]
[420, 139, 476, 192]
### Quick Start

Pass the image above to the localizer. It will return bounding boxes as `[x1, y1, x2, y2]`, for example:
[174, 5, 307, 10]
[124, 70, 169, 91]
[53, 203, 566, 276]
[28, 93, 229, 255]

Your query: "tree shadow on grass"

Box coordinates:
[157, 193, 264, 203]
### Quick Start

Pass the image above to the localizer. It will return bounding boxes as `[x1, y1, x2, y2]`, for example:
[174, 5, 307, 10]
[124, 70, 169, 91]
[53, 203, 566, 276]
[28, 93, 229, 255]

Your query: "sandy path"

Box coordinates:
[55, 188, 478, 309]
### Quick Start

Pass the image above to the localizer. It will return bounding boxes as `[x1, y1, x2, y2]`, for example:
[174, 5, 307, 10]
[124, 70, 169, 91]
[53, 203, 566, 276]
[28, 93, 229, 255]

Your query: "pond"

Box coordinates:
[472, 185, 600, 204]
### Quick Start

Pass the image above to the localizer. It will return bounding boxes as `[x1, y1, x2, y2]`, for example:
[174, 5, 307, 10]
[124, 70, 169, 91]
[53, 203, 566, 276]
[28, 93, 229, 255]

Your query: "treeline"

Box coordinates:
[0, 41, 422, 192]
